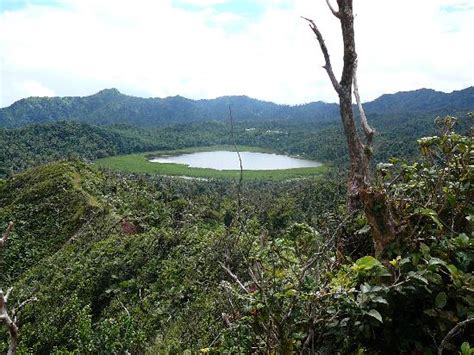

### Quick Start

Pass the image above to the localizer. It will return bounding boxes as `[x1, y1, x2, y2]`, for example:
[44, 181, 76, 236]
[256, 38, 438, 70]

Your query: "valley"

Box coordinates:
[1, 0, 473, 352]
[0, 87, 472, 353]
[97, 146, 325, 180]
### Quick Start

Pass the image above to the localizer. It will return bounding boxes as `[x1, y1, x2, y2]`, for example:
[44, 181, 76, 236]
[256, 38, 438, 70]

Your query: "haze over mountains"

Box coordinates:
[1, 86, 473, 128]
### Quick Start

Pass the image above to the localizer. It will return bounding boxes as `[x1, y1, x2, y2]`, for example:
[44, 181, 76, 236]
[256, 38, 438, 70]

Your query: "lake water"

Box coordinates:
[149, 151, 322, 171]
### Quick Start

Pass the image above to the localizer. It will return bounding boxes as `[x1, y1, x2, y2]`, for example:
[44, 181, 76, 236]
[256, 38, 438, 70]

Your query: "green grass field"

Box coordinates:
[95, 145, 328, 180]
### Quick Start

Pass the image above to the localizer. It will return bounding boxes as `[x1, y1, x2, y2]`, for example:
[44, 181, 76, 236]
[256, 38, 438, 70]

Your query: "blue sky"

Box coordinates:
[173, 0, 266, 17]
[440, 2, 474, 13]
[0, 0, 62, 12]
[0, 0, 473, 107]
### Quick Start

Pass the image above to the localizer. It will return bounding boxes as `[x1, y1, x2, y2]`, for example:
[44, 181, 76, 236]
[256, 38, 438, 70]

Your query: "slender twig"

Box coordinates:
[12, 297, 38, 319]
[219, 262, 249, 295]
[117, 298, 130, 317]
[301, 16, 341, 94]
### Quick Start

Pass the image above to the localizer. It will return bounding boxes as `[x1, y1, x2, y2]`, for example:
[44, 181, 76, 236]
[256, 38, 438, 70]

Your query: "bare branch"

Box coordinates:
[117, 298, 130, 318]
[0, 289, 19, 355]
[301, 16, 341, 94]
[1, 221, 37, 355]
[326, 0, 341, 18]
[12, 297, 38, 319]
[0, 221, 14, 248]
[219, 262, 249, 295]
[353, 60, 375, 146]
[5, 288, 13, 303]
[438, 318, 474, 355]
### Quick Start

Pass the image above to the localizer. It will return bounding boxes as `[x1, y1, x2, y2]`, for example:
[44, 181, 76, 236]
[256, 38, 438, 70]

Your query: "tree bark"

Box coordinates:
[0, 222, 36, 355]
[305, 0, 398, 257]
[0, 289, 19, 355]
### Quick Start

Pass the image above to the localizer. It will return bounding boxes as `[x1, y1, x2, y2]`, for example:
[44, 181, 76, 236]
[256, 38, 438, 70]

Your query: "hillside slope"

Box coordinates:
[0, 161, 104, 284]
[0, 124, 472, 353]
[0, 161, 236, 353]
[0, 121, 163, 176]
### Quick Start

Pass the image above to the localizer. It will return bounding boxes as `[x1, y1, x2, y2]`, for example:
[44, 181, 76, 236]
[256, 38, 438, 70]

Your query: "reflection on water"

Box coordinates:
[150, 151, 321, 171]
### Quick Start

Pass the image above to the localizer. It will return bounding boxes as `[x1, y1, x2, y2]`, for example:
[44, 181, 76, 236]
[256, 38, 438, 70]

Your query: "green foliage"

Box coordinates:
[0, 160, 103, 283]
[1, 88, 472, 179]
[0, 156, 343, 353]
[218, 117, 474, 353]
[1, 87, 473, 129]
[0, 116, 472, 353]
[461, 342, 474, 355]
[0, 121, 163, 177]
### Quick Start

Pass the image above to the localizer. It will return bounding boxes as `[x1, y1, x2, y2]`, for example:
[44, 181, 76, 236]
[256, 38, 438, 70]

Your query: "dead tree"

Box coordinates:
[0, 221, 13, 248]
[0, 288, 18, 355]
[0, 222, 18, 355]
[304, 0, 397, 256]
[0, 222, 36, 355]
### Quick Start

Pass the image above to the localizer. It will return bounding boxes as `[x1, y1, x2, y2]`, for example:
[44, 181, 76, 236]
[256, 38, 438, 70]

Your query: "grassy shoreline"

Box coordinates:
[95, 145, 327, 180]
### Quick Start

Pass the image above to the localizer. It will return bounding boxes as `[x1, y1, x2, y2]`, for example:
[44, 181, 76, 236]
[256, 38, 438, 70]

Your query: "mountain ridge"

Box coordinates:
[1, 86, 472, 128]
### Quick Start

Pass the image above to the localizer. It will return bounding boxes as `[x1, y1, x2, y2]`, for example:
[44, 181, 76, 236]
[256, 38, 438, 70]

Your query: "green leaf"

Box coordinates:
[420, 243, 430, 255]
[284, 289, 298, 297]
[460, 342, 472, 355]
[453, 233, 469, 247]
[447, 264, 460, 279]
[360, 283, 370, 293]
[372, 296, 388, 305]
[408, 271, 429, 284]
[435, 292, 447, 309]
[366, 309, 383, 323]
[415, 208, 443, 229]
[429, 257, 446, 266]
[353, 256, 381, 271]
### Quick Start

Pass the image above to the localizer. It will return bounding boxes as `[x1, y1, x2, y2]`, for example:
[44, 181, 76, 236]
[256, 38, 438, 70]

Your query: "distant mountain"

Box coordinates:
[364, 87, 474, 114]
[0, 87, 473, 128]
[0, 89, 338, 127]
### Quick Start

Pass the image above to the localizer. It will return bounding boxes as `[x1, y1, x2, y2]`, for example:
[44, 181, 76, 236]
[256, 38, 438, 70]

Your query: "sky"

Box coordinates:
[0, 0, 473, 107]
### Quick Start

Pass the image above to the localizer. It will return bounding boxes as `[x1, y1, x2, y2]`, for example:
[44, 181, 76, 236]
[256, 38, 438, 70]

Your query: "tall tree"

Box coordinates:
[304, 0, 397, 256]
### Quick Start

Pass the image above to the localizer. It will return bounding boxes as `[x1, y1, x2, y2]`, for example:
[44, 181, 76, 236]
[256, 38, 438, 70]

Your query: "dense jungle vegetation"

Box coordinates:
[1, 0, 473, 351]
[0, 113, 472, 353]
[0, 76, 473, 354]
[1, 87, 473, 128]
[0, 105, 472, 178]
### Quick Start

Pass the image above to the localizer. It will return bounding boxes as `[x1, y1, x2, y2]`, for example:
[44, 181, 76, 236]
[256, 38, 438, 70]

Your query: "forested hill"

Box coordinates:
[1, 86, 473, 128]
[0, 121, 162, 176]
[364, 87, 474, 114]
[0, 120, 472, 354]
[0, 89, 337, 127]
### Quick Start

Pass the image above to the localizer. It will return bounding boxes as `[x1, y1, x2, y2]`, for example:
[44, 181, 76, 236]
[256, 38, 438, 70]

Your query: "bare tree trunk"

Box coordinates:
[1, 222, 18, 354]
[304, 0, 397, 257]
[1, 222, 36, 355]
[0, 288, 19, 355]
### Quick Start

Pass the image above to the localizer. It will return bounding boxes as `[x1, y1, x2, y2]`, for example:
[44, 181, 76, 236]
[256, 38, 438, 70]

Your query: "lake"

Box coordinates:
[149, 151, 322, 171]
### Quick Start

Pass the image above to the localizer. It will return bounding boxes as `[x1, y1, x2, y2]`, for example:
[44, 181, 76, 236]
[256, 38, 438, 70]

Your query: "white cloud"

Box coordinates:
[0, 0, 473, 107]
[0, 79, 55, 103]
[18, 80, 55, 97]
